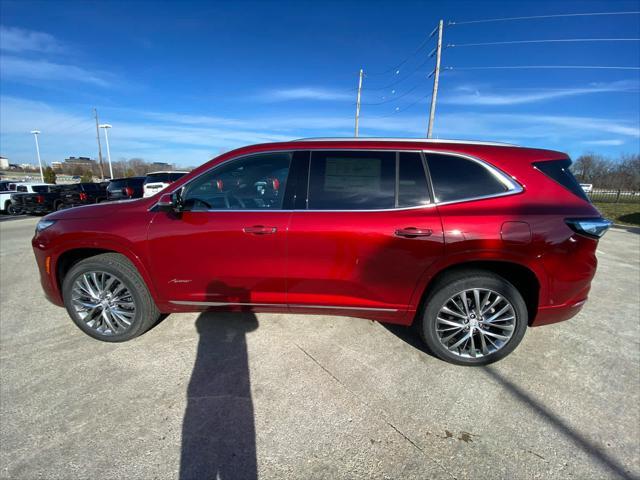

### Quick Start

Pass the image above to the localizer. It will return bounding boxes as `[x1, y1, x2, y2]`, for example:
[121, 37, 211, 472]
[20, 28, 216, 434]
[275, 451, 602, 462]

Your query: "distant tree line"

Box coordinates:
[53, 158, 191, 179]
[570, 154, 639, 191]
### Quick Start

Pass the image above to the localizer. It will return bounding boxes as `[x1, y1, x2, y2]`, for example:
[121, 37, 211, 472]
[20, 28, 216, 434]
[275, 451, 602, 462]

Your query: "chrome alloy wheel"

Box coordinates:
[436, 288, 516, 358]
[71, 271, 136, 336]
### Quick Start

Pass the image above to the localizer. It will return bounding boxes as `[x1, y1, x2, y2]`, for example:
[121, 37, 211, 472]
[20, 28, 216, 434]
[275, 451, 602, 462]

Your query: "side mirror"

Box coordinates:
[156, 189, 183, 212]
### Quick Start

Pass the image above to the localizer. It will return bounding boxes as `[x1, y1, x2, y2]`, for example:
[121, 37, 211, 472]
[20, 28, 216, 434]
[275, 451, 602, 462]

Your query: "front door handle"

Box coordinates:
[243, 225, 277, 235]
[395, 227, 433, 238]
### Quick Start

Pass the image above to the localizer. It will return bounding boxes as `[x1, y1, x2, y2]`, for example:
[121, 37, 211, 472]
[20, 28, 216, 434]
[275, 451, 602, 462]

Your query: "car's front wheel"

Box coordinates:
[419, 270, 528, 366]
[62, 253, 160, 342]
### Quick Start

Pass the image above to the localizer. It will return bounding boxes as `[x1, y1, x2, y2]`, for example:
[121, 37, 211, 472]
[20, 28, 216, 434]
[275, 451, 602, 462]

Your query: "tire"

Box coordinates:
[55, 202, 65, 211]
[62, 253, 160, 342]
[418, 269, 528, 366]
[7, 203, 21, 216]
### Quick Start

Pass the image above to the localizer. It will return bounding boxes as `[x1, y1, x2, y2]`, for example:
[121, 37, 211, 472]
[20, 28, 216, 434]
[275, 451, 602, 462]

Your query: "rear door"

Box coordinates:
[286, 149, 444, 317]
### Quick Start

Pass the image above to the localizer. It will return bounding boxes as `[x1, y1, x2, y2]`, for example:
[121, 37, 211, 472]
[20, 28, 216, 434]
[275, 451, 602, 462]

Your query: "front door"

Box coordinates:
[147, 151, 293, 308]
[287, 150, 444, 316]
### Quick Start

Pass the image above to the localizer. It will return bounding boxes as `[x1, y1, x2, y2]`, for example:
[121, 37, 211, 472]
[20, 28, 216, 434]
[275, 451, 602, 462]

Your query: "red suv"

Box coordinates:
[32, 139, 611, 365]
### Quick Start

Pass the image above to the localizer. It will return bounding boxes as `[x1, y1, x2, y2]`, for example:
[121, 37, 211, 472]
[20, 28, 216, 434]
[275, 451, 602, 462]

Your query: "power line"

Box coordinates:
[360, 82, 425, 106]
[365, 34, 433, 76]
[447, 65, 640, 70]
[448, 38, 640, 47]
[364, 56, 433, 91]
[449, 11, 640, 26]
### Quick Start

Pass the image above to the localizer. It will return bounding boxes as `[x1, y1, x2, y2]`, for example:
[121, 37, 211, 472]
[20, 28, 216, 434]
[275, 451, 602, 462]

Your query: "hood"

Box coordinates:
[45, 198, 147, 221]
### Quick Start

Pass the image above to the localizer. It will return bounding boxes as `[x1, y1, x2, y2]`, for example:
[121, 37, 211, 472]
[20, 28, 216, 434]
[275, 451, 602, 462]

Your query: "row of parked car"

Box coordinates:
[0, 171, 188, 215]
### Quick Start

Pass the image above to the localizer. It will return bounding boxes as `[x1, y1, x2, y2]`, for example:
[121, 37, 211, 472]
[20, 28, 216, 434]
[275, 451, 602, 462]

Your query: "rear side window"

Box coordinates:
[31, 186, 50, 193]
[398, 152, 431, 207]
[533, 159, 589, 201]
[308, 151, 395, 210]
[128, 178, 146, 186]
[426, 154, 508, 203]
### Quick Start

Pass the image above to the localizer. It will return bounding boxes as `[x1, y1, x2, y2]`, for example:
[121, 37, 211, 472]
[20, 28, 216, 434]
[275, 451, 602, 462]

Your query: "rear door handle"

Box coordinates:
[394, 227, 433, 238]
[243, 225, 277, 235]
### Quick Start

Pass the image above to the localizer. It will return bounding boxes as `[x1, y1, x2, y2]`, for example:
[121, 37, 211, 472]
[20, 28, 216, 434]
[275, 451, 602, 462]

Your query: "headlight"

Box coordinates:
[36, 219, 56, 233]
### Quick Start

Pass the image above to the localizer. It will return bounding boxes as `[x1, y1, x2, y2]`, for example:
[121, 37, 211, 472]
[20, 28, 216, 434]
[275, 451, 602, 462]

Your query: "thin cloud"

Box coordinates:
[259, 87, 352, 102]
[0, 25, 68, 54]
[442, 80, 639, 106]
[0, 56, 111, 87]
[582, 139, 626, 146]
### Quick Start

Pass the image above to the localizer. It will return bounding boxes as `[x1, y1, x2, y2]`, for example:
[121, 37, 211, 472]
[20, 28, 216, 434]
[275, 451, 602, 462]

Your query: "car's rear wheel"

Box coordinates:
[419, 270, 528, 366]
[62, 253, 160, 342]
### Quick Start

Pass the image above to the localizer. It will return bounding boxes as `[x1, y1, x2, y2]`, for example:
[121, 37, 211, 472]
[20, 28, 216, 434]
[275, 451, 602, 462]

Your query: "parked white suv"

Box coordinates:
[142, 171, 189, 198]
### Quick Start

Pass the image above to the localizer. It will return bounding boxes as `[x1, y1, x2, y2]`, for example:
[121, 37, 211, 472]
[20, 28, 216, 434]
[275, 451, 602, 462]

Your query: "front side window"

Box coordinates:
[17, 185, 27, 192]
[426, 154, 508, 203]
[308, 151, 395, 210]
[182, 152, 291, 211]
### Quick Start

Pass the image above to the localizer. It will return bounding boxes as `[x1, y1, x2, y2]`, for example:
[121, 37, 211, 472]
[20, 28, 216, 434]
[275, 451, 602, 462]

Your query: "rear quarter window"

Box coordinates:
[426, 154, 508, 203]
[533, 159, 589, 202]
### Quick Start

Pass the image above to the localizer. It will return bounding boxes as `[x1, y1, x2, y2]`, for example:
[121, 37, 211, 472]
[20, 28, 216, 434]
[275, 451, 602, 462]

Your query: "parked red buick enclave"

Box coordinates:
[32, 138, 611, 365]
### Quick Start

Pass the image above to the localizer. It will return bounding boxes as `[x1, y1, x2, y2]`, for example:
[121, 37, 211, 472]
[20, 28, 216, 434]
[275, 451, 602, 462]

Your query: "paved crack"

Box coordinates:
[294, 342, 458, 480]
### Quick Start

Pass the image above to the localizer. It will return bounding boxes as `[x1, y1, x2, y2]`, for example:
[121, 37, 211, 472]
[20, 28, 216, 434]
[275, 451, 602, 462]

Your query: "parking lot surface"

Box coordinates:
[1, 217, 638, 479]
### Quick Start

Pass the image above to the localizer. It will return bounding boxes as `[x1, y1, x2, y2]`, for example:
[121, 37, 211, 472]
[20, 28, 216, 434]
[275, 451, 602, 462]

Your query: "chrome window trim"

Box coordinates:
[169, 300, 398, 312]
[151, 148, 523, 212]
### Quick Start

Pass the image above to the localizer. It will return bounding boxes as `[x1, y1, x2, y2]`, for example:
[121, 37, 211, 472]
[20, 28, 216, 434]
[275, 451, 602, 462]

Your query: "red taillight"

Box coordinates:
[35, 195, 44, 204]
[79, 192, 88, 201]
[123, 186, 134, 197]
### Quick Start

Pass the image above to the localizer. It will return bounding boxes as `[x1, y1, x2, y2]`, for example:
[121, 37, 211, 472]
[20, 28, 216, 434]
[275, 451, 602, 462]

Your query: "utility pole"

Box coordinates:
[30, 130, 44, 182]
[354, 68, 364, 137]
[99, 124, 114, 179]
[94, 108, 105, 180]
[427, 20, 443, 138]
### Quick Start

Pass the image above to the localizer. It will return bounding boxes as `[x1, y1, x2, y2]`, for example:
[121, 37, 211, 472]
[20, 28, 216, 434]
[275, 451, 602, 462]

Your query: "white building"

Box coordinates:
[0, 157, 8, 169]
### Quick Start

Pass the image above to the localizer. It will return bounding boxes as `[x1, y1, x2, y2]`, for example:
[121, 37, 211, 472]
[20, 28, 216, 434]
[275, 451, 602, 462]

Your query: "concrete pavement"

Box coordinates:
[1, 217, 638, 479]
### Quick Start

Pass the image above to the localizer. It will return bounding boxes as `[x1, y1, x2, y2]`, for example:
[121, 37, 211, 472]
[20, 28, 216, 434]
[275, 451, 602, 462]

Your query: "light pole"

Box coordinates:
[30, 130, 44, 182]
[99, 124, 113, 179]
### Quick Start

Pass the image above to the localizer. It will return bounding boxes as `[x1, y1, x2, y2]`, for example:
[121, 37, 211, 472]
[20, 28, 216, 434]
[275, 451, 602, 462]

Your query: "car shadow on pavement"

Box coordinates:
[180, 311, 259, 480]
[382, 323, 634, 479]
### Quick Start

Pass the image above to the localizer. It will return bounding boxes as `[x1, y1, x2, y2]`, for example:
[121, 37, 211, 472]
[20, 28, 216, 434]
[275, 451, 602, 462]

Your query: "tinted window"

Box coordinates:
[427, 154, 508, 203]
[81, 183, 100, 191]
[308, 151, 395, 210]
[17, 185, 27, 192]
[169, 172, 187, 181]
[107, 180, 125, 190]
[144, 173, 170, 184]
[31, 186, 50, 193]
[182, 152, 291, 211]
[398, 152, 431, 207]
[533, 159, 589, 201]
[127, 177, 146, 186]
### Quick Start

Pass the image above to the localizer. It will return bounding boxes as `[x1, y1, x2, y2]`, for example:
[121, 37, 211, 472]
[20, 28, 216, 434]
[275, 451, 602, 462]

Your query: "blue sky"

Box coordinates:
[1, 0, 639, 167]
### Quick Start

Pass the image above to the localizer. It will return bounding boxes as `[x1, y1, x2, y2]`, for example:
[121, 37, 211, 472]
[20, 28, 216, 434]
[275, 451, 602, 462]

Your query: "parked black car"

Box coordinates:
[106, 177, 146, 201]
[57, 182, 108, 210]
[10, 185, 61, 215]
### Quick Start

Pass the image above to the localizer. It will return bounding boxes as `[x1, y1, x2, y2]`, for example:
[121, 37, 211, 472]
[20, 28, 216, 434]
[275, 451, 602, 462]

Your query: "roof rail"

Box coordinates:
[292, 137, 519, 147]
